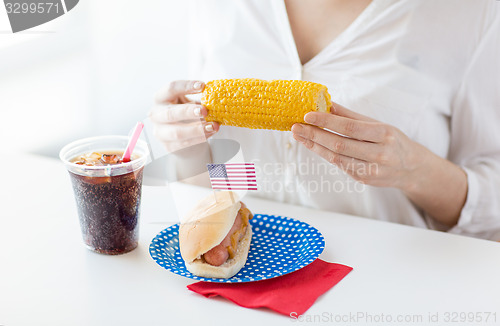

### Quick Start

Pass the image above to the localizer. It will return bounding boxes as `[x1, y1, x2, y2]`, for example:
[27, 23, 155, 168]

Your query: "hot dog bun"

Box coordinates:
[179, 191, 252, 279]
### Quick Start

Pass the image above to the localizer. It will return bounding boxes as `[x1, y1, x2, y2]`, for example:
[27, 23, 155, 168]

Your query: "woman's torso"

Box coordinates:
[189, 0, 494, 229]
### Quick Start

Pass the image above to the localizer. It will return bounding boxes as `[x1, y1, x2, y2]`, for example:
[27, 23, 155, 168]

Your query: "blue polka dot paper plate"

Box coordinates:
[149, 214, 325, 283]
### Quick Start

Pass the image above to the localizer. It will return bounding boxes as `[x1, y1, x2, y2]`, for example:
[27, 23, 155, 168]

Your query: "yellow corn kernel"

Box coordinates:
[201, 78, 332, 131]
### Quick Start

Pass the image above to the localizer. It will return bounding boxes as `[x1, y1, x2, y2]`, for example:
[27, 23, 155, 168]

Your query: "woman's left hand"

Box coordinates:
[291, 102, 427, 191]
[292, 101, 468, 226]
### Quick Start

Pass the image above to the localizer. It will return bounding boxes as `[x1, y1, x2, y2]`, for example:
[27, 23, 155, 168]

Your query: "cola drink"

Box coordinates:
[60, 136, 149, 255]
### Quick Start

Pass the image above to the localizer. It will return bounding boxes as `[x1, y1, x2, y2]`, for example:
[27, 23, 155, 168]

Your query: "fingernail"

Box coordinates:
[291, 124, 303, 134]
[194, 107, 202, 117]
[205, 123, 214, 132]
[193, 81, 203, 90]
[304, 113, 316, 124]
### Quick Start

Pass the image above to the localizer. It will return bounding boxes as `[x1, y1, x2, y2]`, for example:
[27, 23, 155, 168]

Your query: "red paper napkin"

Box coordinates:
[187, 259, 353, 316]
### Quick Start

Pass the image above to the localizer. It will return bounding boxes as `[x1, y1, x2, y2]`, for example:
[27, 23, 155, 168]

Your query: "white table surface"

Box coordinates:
[1, 154, 500, 326]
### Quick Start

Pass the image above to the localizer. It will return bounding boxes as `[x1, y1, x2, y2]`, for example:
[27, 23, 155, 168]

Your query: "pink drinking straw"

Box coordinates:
[122, 122, 144, 162]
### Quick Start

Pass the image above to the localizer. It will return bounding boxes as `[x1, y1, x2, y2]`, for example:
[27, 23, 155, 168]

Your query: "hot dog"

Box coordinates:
[179, 192, 253, 279]
[203, 202, 252, 266]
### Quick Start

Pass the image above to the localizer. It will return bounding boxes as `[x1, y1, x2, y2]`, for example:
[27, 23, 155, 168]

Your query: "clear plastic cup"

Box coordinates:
[59, 136, 149, 255]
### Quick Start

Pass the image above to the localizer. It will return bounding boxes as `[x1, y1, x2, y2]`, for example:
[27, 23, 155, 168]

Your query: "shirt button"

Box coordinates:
[286, 142, 292, 149]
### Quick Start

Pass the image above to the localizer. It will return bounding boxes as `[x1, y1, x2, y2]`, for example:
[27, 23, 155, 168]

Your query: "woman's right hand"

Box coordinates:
[149, 80, 220, 152]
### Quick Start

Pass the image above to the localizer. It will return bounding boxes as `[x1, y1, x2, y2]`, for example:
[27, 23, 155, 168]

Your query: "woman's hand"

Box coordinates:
[291, 102, 467, 226]
[291, 103, 422, 189]
[149, 80, 219, 152]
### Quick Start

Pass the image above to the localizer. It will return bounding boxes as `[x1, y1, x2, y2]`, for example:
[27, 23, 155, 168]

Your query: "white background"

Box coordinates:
[0, 0, 190, 157]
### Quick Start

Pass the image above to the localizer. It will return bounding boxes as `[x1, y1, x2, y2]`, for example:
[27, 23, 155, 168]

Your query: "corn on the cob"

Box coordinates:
[201, 78, 332, 131]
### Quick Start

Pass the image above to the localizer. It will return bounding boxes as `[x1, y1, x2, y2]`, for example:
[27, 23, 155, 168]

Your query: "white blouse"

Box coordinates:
[187, 0, 500, 240]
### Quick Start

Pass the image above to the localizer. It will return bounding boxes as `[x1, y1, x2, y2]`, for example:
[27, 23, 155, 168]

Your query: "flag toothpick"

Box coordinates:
[207, 163, 257, 204]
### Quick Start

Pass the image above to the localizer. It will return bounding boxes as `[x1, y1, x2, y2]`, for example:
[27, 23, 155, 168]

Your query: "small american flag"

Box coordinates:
[207, 163, 257, 191]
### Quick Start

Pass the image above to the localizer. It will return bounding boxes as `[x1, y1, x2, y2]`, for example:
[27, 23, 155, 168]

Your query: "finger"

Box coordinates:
[330, 101, 377, 122]
[155, 80, 205, 103]
[291, 123, 381, 162]
[293, 134, 373, 180]
[149, 103, 207, 123]
[153, 120, 219, 143]
[304, 112, 387, 142]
